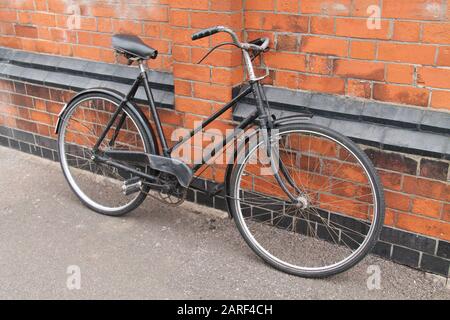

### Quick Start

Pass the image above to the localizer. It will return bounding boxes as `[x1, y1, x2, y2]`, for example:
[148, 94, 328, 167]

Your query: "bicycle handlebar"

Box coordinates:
[191, 26, 221, 41]
[191, 25, 269, 52]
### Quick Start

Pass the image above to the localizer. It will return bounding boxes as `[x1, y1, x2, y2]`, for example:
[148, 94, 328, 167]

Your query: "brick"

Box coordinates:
[349, 41, 376, 60]
[277, 0, 299, 12]
[170, 0, 209, 10]
[14, 25, 38, 38]
[430, 90, 450, 110]
[310, 16, 334, 35]
[244, 11, 262, 29]
[193, 83, 231, 102]
[245, 0, 275, 11]
[169, 10, 189, 27]
[274, 70, 298, 89]
[373, 84, 429, 107]
[0, 9, 18, 22]
[384, 209, 396, 226]
[421, 254, 450, 277]
[264, 52, 306, 72]
[385, 191, 411, 212]
[172, 27, 209, 47]
[386, 64, 414, 85]
[419, 158, 449, 181]
[365, 149, 418, 175]
[175, 97, 212, 116]
[417, 67, 450, 89]
[351, 0, 380, 17]
[392, 245, 420, 268]
[112, 19, 142, 35]
[423, 23, 450, 44]
[158, 109, 183, 127]
[393, 21, 421, 42]
[336, 18, 391, 40]
[31, 13, 56, 27]
[210, 0, 242, 11]
[411, 197, 442, 218]
[211, 68, 243, 86]
[78, 17, 97, 32]
[403, 176, 448, 202]
[16, 119, 37, 133]
[190, 12, 240, 30]
[260, 13, 308, 32]
[298, 74, 345, 95]
[334, 59, 384, 81]
[10, 94, 33, 108]
[301, 36, 348, 57]
[382, 0, 445, 20]
[437, 46, 450, 67]
[191, 47, 241, 67]
[276, 34, 298, 51]
[308, 55, 332, 75]
[26, 85, 50, 100]
[378, 43, 436, 65]
[174, 79, 192, 96]
[30, 110, 52, 125]
[97, 18, 112, 33]
[443, 204, 450, 222]
[397, 213, 450, 241]
[346, 79, 371, 98]
[172, 45, 191, 63]
[378, 170, 403, 191]
[47, 0, 68, 13]
[301, 0, 351, 16]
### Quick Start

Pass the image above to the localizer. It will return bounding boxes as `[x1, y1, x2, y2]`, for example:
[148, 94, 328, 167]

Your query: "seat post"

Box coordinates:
[138, 60, 146, 74]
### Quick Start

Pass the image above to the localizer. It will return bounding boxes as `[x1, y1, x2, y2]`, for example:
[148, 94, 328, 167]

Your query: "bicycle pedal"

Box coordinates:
[122, 178, 142, 195]
[124, 176, 141, 186]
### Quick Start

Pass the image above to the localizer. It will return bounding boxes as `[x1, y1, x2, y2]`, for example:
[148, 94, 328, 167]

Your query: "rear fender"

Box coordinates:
[55, 87, 159, 155]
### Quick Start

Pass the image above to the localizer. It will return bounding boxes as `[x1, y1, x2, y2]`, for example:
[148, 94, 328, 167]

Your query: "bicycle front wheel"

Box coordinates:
[229, 123, 384, 278]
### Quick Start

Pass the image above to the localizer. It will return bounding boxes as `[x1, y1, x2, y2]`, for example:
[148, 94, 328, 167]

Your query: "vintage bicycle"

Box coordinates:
[56, 26, 385, 278]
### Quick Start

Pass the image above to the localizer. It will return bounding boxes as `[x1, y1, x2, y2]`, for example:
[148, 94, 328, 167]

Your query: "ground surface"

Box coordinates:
[0, 146, 448, 299]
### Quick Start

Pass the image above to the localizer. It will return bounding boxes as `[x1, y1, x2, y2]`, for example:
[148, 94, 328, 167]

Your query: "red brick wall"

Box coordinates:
[0, 1, 449, 243]
[1, 0, 449, 109]
[0, 0, 172, 70]
[244, 0, 450, 110]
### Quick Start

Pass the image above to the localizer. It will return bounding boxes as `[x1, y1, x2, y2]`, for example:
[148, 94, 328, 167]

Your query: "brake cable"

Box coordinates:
[196, 42, 241, 64]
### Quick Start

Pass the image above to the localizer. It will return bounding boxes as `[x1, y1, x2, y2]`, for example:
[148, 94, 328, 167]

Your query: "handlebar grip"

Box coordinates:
[192, 27, 220, 41]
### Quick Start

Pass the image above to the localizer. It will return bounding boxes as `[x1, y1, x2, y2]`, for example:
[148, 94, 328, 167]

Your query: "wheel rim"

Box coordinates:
[59, 97, 147, 212]
[233, 129, 379, 273]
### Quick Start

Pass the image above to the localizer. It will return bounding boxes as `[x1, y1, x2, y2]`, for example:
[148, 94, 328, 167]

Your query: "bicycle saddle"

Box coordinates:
[112, 34, 158, 60]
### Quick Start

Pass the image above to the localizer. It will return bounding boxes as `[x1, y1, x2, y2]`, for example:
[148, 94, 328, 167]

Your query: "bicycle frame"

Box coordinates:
[91, 56, 302, 202]
[94, 61, 269, 177]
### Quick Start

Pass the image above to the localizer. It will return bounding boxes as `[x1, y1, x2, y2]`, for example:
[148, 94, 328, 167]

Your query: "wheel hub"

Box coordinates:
[295, 195, 309, 209]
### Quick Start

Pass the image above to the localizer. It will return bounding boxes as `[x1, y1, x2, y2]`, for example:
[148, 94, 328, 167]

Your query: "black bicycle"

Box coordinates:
[56, 26, 385, 278]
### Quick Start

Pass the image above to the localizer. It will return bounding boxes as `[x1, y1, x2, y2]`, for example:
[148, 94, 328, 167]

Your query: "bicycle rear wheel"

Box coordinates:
[57, 92, 152, 216]
[229, 123, 384, 278]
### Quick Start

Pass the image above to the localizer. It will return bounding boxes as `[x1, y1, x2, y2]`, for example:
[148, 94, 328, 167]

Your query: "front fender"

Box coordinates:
[54, 87, 159, 155]
[272, 114, 313, 126]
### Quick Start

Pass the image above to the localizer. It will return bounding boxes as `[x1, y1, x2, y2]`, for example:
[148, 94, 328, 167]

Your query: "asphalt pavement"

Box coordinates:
[0, 146, 448, 299]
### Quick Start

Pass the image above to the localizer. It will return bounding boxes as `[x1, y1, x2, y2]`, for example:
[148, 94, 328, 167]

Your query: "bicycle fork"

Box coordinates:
[252, 82, 306, 207]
